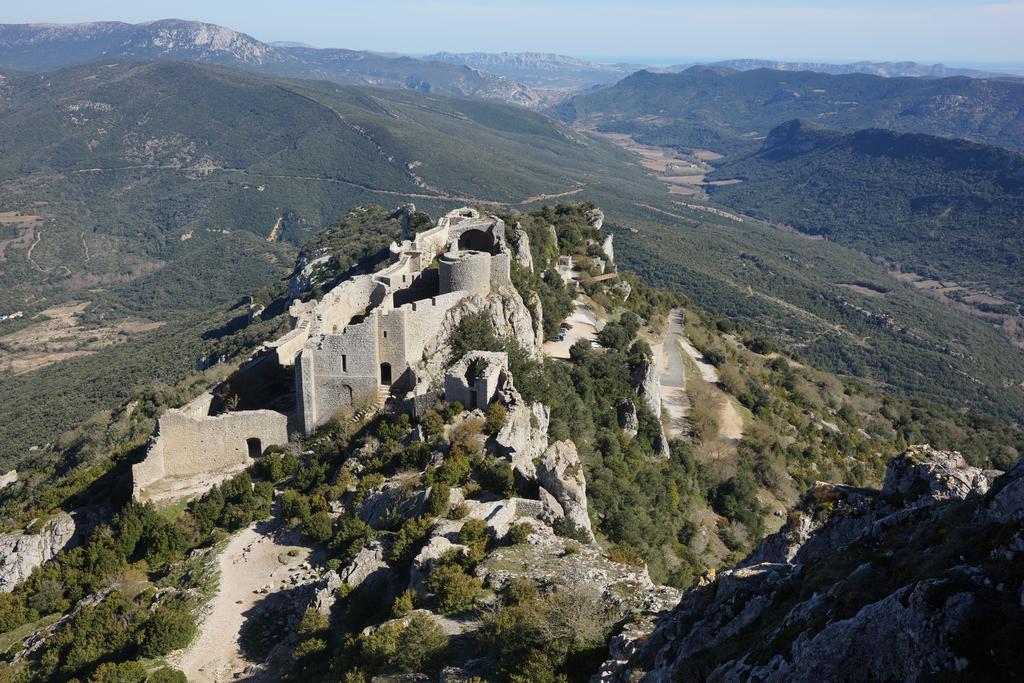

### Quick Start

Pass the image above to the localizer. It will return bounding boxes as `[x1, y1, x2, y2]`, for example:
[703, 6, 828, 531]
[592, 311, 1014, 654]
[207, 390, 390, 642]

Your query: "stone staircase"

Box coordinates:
[349, 386, 393, 424]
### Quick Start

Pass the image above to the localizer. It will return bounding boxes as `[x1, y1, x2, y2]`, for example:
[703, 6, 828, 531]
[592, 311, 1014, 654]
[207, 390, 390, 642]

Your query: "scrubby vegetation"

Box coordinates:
[2, 202, 1023, 681]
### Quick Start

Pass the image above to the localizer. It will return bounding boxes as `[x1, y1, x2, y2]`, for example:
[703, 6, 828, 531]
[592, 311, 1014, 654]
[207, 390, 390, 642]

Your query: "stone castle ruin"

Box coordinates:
[133, 208, 542, 503]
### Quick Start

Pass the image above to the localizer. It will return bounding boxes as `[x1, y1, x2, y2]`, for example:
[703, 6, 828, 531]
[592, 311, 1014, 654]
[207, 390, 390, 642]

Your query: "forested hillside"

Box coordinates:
[0, 59, 651, 319]
[708, 120, 1024, 305]
[2, 59, 1023, 476]
[554, 66, 1024, 155]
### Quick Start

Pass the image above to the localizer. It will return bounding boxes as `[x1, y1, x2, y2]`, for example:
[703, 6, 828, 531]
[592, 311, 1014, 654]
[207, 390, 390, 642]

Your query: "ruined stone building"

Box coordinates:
[134, 208, 539, 502]
[444, 351, 509, 411]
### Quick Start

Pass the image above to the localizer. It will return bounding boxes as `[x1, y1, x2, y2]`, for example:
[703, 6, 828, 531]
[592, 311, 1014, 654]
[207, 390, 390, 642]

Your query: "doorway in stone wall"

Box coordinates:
[246, 437, 263, 458]
[380, 363, 392, 385]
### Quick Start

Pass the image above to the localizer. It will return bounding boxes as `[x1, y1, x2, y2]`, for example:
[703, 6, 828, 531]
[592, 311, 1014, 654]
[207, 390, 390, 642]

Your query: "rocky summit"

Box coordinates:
[608, 446, 1024, 681]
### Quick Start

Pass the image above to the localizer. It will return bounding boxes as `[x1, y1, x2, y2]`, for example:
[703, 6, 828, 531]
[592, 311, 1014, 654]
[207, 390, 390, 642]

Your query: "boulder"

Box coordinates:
[883, 445, 992, 503]
[0, 512, 76, 593]
[537, 441, 593, 541]
[0, 470, 16, 489]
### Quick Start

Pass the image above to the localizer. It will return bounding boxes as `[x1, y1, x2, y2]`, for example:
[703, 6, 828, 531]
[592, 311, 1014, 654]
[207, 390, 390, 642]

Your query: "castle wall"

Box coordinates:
[300, 317, 381, 432]
[294, 208, 517, 435]
[314, 276, 387, 336]
[489, 253, 513, 291]
[401, 291, 468, 364]
[444, 351, 508, 411]
[132, 401, 288, 502]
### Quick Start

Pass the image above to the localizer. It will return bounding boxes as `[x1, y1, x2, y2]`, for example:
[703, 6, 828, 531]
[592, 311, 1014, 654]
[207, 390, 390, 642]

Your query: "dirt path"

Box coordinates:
[653, 310, 691, 438]
[171, 522, 310, 682]
[669, 311, 744, 442]
[266, 217, 283, 243]
[519, 184, 584, 204]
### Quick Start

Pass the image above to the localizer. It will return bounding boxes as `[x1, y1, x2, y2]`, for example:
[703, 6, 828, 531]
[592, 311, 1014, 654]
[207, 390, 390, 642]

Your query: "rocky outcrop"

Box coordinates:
[510, 222, 533, 271]
[631, 358, 662, 420]
[492, 386, 550, 481]
[287, 254, 332, 298]
[0, 469, 16, 489]
[601, 233, 615, 265]
[484, 286, 543, 357]
[630, 358, 670, 456]
[0, 512, 76, 592]
[410, 519, 469, 594]
[617, 400, 639, 437]
[605, 447, 1024, 681]
[883, 444, 992, 503]
[358, 475, 429, 528]
[537, 440, 593, 541]
[416, 286, 543, 388]
[585, 208, 605, 232]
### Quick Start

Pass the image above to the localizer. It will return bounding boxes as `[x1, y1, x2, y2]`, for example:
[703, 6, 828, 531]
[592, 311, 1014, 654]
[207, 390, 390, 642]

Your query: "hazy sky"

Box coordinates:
[4, 0, 1023, 64]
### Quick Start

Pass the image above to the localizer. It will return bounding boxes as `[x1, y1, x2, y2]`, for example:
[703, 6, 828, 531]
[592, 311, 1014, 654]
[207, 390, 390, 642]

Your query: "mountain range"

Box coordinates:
[2, 20, 1018, 111]
[0, 20, 540, 105]
[554, 66, 1024, 154]
[695, 58, 1017, 79]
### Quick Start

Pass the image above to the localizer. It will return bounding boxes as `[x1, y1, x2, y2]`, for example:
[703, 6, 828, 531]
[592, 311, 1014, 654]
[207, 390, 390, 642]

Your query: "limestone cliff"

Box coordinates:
[603, 446, 1024, 681]
[0, 513, 76, 593]
[414, 284, 543, 389]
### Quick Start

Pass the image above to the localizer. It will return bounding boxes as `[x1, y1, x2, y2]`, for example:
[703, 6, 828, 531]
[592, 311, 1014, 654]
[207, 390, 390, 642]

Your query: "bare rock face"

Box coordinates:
[537, 440, 593, 541]
[605, 447, 1023, 682]
[0, 512, 76, 592]
[510, 223, 534, 271]
[416, 287, 543, 388]
[602, 233, 615, 264]
[484, 286, 543, 357]
[493, 386, 550, 481]
[631, 359, 662, 420]
[0, 469, 16, 489]
[585, 208, 605, 232]
[883, 445, 992, 503]
[287, 254, 332, 298]
[987, 458, 1024, 522]
[629, 358, 670, 456]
